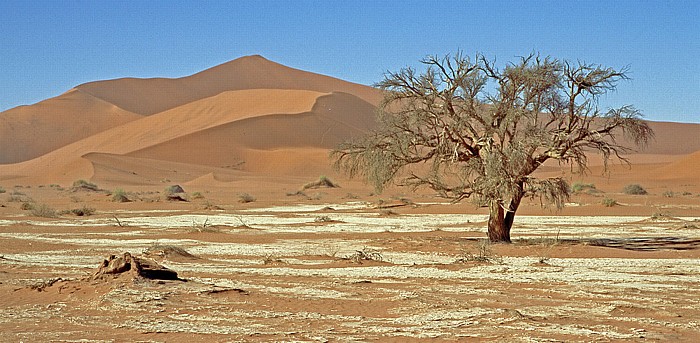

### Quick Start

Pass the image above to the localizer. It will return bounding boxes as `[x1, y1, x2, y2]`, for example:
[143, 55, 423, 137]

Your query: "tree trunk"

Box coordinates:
[487, 192, 524, 243]
[487, 201, 511, 243]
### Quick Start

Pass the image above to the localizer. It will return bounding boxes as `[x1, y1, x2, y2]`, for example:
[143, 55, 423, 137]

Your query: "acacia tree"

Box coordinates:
[332, 52, 653, 242]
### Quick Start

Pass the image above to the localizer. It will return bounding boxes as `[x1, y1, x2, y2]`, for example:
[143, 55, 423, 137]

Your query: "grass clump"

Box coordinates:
[571, 182, 598, 194]
[72, 179, 100, 192]
[456, 240, 502, 264]
[111, 188, 131, 202]
[0, 186, 5, 194]
[191, 192, 204, 199]
[30, 204, 58, 218]
[20, 202, 34, 211]
[238, 193, 256, 203]
[602, 197, 618, 207]
[303, 176, 339, 190]
[623, 184, 648, 195]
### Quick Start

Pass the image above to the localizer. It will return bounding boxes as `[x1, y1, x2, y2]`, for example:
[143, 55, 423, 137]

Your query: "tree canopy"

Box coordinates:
[332, 52, 654, 242]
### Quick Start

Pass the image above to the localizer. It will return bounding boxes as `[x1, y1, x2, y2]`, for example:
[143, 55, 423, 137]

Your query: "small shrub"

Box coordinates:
[238, 193, 256, 203]
[456, 240, 502, 264]
[30, 204, 57, 218]
[602, 197, 618, 207]
[571, 182, 597, 194]
[0, 186, 5, 194]
[69, 205, 96, 216]
[314, 215, 332, 223]
[111, 189, 130, 202]
[165, 185, 185, 194]
[202, 200, 222, 210]
[345, 248, 383, 264]
[662, 190, 675, 198]
[191, 192, 204, 199]
[72, 179, 99, 191]
[20, 202, 34, 211]
[303, 176, 339, 190]
[623, 184, 647, 195]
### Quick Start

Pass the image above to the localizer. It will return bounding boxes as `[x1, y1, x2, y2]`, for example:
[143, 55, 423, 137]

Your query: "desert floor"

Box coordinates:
[0, 181, 699, 342]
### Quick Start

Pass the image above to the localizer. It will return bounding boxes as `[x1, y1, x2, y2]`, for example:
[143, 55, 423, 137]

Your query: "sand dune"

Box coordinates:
[0, 89, 376, 184]
[0, 89, 141, 163]
[128, 92, 376, 169]
[76, 55, 382, 115]
[0, 55, 697, 191]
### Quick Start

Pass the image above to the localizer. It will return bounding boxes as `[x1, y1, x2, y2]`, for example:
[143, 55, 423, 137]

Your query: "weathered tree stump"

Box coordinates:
[93, 252, 180, 280]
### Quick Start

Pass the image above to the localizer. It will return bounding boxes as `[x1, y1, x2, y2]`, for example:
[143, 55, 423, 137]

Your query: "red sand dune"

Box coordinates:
[75, 55, 382, 115]
[0, 55, 697, 190]
[0, 89, 141, 163]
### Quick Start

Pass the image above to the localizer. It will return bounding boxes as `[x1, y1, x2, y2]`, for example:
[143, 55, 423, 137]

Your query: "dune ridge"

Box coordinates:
[0, 55, 698, 190]
[75, 55, 382, 115]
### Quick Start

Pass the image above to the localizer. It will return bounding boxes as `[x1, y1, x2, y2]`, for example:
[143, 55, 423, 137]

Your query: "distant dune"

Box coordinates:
[0, 89, 141, 164]
[0, 55, 697, 189]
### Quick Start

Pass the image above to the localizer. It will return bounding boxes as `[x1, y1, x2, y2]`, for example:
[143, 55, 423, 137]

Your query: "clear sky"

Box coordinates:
[1, 0, 698, 123]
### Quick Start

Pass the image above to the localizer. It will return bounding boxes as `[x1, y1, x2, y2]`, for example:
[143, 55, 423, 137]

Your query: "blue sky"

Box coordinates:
[1, 0, 698, 123]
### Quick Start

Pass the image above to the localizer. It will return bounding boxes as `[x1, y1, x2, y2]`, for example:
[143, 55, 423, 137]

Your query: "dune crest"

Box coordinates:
[76, 55, 382, 115]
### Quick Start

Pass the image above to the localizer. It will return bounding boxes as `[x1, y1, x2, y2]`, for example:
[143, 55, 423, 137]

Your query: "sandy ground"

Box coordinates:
[0, 184, 698, 342]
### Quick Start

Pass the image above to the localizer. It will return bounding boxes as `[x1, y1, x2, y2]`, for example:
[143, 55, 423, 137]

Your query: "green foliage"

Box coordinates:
[602, 197, 618, 207]
[623, 184, 647, 195]
[111, 188, 130, 202]
[332, 52, 653, 243]
[571, 182, 597, 194]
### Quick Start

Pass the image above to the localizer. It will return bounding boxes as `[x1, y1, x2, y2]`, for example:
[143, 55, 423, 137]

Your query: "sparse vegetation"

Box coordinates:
[455, 240, 502, 264]
[238, 193, 256, 203]
[602, 197, 618, 207]
[165, 185, 185, 194]
[662, 190, 675, 198]
[111, 188, 130, 202]
[20, 202, 34, 211]
[202, 200, 222, 210]
[71, 179, 100, 192]
[262, 254, 286, 265]
[623, 184, 648, 195]
[345, 247, 384, 264]
[30, 204, 58, 218]
[0, 186, 5, 194]
[303, 176, 339, 190]
[67, 205, 96, 216]
[333, 52, 653, 242]
[314, 215, 333, 223]
[191, 192, 204, 199]
[571, 182, 598, 194]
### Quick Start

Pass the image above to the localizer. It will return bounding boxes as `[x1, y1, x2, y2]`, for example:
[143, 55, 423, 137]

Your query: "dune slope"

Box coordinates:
[0, 89, 141, 163]
[76, 55, 382, 115]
